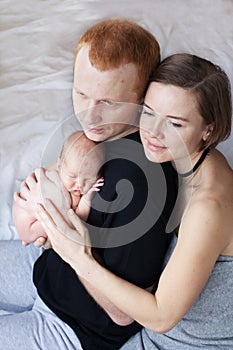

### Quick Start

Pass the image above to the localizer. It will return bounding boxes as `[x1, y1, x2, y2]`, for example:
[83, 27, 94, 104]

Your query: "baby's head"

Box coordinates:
[58, 131, 105, 196]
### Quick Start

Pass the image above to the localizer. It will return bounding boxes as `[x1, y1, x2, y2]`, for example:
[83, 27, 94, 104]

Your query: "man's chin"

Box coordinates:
[85, 130, 107, 142]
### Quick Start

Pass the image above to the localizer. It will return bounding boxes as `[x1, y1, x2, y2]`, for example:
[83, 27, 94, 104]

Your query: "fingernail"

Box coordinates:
[68, 209, 74, 215]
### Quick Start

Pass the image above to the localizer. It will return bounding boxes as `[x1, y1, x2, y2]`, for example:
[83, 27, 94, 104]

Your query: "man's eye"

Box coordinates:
[100, 100, 114, 106]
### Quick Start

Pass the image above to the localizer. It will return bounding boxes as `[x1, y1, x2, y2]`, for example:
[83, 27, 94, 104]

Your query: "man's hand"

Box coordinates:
[15, 167, 70, 249]
[14, 169, 43, 216]
[22, 236, 52, 249]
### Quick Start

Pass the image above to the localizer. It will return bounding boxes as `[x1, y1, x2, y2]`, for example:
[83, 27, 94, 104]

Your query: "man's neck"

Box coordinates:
[105, 126, 139, 142]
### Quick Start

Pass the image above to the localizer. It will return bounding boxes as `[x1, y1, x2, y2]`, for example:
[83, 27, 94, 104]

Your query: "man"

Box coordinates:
[10, 19, 177, 350]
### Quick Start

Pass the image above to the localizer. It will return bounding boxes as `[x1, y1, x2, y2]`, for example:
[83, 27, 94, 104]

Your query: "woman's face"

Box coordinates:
[140, 82, 210, 166]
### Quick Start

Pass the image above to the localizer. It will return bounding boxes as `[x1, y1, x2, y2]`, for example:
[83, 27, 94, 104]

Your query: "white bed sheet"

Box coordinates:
[1, 0, 232, 239]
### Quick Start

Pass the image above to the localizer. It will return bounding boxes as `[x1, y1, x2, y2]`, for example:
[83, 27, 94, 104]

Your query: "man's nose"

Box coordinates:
[83, 100, 103, 125]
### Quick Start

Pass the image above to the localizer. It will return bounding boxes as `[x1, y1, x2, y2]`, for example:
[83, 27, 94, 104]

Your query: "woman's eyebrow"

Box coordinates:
[167, 115, 189, 122]
[143, 102, 153, 110]
[143, 103, 189, 122]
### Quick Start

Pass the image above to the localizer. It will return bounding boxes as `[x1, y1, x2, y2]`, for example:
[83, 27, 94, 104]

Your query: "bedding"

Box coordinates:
[1, 0, 232, 240]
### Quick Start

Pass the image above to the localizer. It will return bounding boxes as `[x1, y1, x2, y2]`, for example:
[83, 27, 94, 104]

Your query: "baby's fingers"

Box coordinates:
[93, 178, 104, 188]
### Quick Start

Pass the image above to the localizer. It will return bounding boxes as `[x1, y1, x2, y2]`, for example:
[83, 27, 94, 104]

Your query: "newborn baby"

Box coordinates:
[12, 131, 105, 243]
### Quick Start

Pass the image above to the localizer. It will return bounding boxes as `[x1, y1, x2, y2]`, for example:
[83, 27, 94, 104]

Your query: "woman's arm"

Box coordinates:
[37, 198, 230, 332]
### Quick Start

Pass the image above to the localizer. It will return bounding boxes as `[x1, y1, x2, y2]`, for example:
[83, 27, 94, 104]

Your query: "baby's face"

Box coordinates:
[59, 155, 100, 196]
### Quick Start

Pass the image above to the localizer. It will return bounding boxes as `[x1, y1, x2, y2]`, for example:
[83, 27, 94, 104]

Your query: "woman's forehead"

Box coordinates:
[145, 82, 199, 118]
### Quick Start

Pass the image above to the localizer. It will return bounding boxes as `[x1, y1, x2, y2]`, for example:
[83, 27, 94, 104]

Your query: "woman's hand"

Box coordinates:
[36, 199, 93, 273]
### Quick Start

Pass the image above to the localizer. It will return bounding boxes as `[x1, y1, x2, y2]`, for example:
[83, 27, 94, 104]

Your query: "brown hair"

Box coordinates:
[150, 53, 232, 149]
[74, 19, 160, 97]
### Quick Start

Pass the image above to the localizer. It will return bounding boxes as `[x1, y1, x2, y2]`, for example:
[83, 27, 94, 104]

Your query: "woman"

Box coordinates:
[37, 54, 233, 349]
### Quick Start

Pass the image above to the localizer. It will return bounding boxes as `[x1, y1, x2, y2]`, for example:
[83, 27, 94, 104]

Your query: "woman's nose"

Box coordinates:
[148, 118, 165, 139]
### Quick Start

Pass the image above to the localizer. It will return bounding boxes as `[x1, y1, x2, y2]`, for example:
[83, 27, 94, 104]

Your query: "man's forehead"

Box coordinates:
[74, 46, 138, 81]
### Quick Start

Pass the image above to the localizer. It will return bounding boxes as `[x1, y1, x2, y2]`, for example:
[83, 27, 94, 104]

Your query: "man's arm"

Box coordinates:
[12, 194, 46, 243]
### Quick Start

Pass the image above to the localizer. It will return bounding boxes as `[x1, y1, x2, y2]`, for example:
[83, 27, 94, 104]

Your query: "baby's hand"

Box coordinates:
[83, 177, 104, 203]
[93, 177, 105, 191]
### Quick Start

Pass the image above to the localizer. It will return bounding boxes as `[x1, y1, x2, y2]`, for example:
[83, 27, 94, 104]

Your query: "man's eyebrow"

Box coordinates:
[143, 103, 189, 122]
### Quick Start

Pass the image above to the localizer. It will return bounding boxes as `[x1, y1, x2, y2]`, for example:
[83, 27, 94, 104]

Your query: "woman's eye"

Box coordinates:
[142, 110, 155, 118]
[170, 121, 182, 128]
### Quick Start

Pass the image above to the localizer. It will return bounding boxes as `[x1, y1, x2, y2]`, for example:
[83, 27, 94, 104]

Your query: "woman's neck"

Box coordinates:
[172, 148, 210, 178]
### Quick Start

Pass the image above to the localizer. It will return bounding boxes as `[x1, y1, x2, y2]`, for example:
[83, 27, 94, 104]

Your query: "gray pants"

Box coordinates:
[0, 240, 83, 350]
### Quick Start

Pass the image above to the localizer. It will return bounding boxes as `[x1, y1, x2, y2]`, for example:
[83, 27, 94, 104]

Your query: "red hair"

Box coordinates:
[74, 19, 160, 96]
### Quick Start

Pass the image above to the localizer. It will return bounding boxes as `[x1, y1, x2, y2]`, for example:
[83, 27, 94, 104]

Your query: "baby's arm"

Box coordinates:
[75, 177, 104, 221]
[12, 194, 47, 243]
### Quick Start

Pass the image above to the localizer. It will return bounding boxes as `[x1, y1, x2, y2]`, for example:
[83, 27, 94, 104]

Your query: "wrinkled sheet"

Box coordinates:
[1, 0, 233, 239]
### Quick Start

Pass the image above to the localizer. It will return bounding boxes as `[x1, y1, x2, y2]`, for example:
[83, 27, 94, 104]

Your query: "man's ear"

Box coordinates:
[203, 124, 214, 141]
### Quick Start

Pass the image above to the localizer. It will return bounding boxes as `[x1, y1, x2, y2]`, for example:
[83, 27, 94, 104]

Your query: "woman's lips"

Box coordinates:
[147, 140, 167, 151]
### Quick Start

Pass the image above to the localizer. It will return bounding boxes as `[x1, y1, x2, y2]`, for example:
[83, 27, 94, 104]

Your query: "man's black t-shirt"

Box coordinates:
[33, 132, 178, 350]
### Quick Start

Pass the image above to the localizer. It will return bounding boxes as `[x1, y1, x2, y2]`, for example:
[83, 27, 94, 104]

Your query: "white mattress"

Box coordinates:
[1, 0, 232, 239]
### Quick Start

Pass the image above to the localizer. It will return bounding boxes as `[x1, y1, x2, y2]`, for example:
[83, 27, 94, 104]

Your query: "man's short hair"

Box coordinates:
[74, 19, 160, 97]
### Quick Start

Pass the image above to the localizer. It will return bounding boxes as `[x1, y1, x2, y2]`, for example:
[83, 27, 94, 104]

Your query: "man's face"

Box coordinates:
[72, 46, 142, 142]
